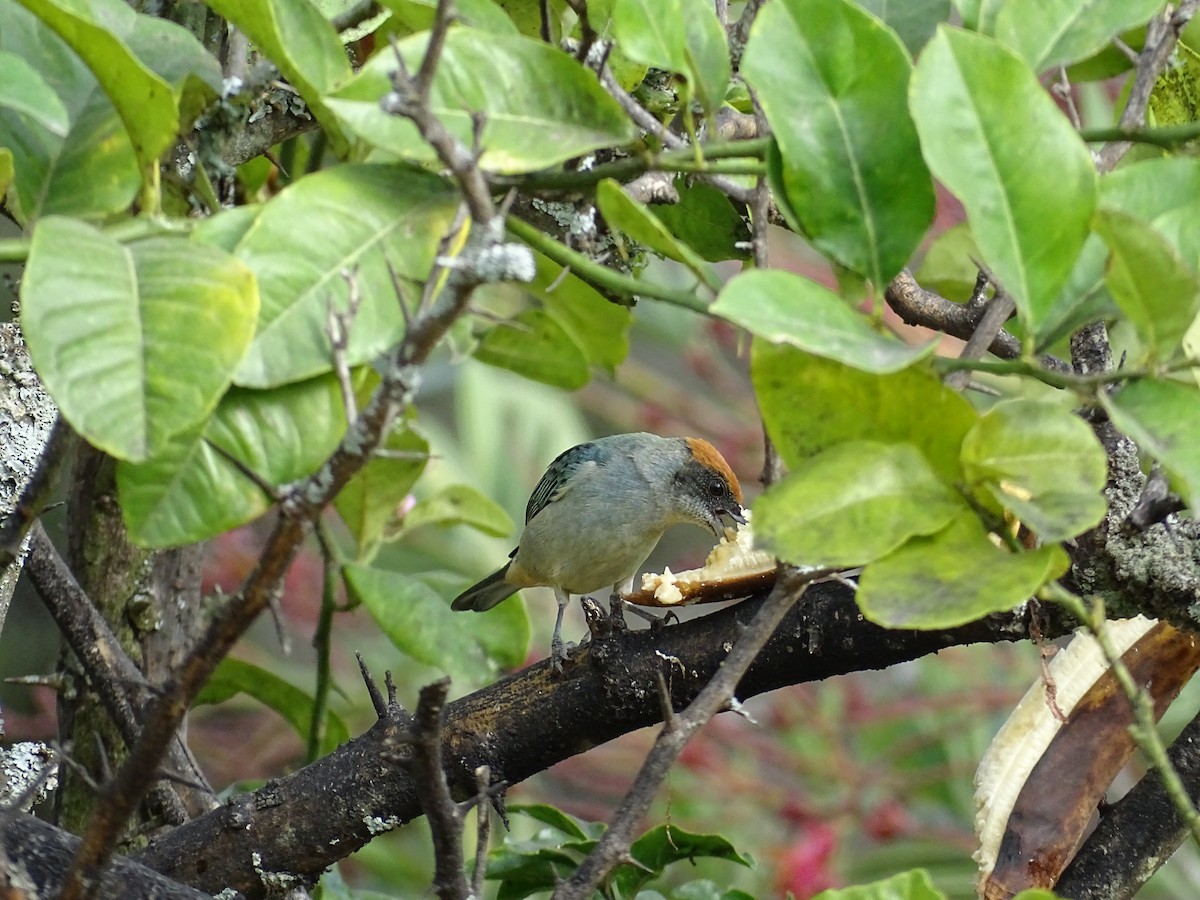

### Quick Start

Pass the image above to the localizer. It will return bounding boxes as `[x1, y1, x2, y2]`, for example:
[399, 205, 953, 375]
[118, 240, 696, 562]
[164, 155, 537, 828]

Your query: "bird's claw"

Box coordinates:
[550, 637, 571, 675]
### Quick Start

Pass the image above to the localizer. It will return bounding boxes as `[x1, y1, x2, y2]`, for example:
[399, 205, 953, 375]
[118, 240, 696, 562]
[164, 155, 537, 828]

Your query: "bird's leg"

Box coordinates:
[607, 579, 632, 632]
[550, 588, 570, 674]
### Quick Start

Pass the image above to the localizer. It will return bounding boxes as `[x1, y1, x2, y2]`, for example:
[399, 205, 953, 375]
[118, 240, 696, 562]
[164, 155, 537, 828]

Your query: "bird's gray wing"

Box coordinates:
[524, 440, 607, 523]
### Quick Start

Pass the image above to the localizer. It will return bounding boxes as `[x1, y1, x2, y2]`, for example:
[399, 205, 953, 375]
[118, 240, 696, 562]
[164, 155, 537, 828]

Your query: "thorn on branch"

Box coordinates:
[357, 651, 387, 719]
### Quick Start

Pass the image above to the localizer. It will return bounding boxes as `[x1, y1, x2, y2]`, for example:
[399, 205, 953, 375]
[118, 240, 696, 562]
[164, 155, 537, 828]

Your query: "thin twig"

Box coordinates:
[409, 678, 472, 900]
[943, 288, 1017, 390]
[330, 269, 365, 426]
[308, 522, 342, 762]
[470, 766, 493, 897]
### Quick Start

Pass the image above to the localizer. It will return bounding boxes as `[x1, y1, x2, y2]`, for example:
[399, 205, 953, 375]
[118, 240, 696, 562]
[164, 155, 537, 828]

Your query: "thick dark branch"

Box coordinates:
[25, 523, 145, 745]
[0, 812, 209, 900]
[131, 582, 1042, 897]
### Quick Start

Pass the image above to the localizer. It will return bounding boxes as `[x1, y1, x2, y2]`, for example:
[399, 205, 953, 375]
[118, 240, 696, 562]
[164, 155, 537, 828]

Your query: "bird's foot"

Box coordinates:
[549, 636, 571, 675]
[647, 609, 680, 631]
[607, 591, 630, 632]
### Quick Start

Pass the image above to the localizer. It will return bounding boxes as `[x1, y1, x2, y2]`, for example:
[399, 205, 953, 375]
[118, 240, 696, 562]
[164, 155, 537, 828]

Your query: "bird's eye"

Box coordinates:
[708, 477, 725, 497]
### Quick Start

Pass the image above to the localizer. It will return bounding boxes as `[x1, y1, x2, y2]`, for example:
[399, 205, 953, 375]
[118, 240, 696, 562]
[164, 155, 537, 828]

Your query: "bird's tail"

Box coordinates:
[451, 565, 517, 612]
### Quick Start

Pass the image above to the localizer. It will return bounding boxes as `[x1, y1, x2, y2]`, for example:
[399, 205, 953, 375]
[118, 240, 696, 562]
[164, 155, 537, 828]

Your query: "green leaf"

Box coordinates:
[325, 28, 635, 174]
[1102, 378, 1200, 511]
[913, 223, 981, 302]
[192, 205, 264, 252]
[508, 804, 600, 841]
[596, 178, 713, 284]
[853, 0, 950, 55]
[994, 0, 1164, 72]
[1093, 209, 1200, 363]
[754, 441, 965, 568]
[649, 180, 750, 262]
[195, 658, 349, 756]
[753, 341, 978, 481]
[613, 825, 752, 896]
[1100, 157, 1200, 273]
[474, 309, 590, 389]
[961, 399, 1107, 541]
[335, 424, 429, 553]
[744, 0, 934, 287]
[713, 270, 936, 374]
[22, 219, 258, 462]
[0, 3, 135, 222]
[856, 513, 1069, 629]
[117, 375, 347, 547]
[0, 50, 69, 135]
[14, 0, 177, 199]
[205, 0, 352, 155]
[233, 164, 458, 388]
[812, 868, 944, 899]
[400, 484, 515, 537]
[526, 253, 631, 371]
[343, 562, 492, 681]
[910, 27, 1096, 341]
[612, 0, 730, 120]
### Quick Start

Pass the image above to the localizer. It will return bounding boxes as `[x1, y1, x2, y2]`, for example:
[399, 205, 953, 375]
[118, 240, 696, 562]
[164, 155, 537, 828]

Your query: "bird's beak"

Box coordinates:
[706, 505, 746, 538]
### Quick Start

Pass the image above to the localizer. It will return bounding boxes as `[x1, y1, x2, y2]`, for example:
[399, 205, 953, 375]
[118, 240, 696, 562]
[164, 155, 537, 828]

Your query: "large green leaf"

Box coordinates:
[1100, 157, 1200, 271]
[117, 374, 347, 547]
[14, 0, 177, 200]
[853, 0, 950, 54]
[994, 0, 1164, 72]
[400, 484, 514, 537]
[910, 27, 1096, 341]
[232, 164, 458, 388]
[195, 658, 349, 757]
[0, 2, 136, 220]
[960, 398, 1107, 542]
[524, 253, 631, 371]
[744, 0, 934, 287]
[713, 269, 936, 374]
[754, 441, 965, 568]
[0, 1, 215, 222]
[856, 513, 1068, 629]
[22, 219, 258, 462]
[649, 179, 750, 262]
[612, 0, 729, 120]
[343, 563, 494, 682]
[1036, 156, 1200, 350]
[752, 340, 977, 481]
[205, 0, 352, 154]
[1102, 378, 1200, 511]
[1093, 209, 1200, 364]
[325, 28, 635, 174]
[0, 51, 68, 136]
[474, 309, 590, 389]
